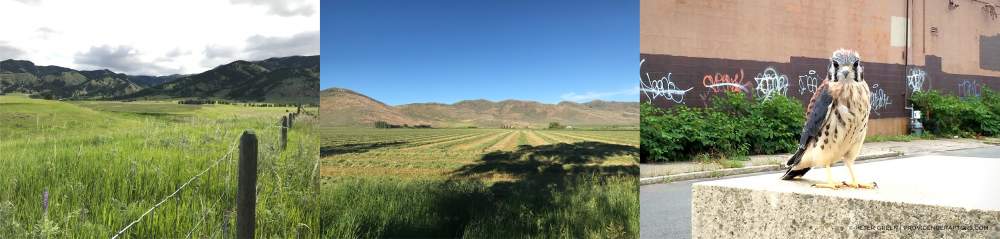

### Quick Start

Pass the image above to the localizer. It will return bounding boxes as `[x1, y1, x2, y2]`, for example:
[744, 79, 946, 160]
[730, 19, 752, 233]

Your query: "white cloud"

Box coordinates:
[74, 45, 177, 76]
[201, 45, 241, 67]
[560, 87, 640, 103]
[244, 31, 319, 60]
[0, 42, 26, 60]
[0, 0, 319, 75]
[36, 27, 58, 39]
[230, 0, 316, 17]
[12, 0, 41, 5]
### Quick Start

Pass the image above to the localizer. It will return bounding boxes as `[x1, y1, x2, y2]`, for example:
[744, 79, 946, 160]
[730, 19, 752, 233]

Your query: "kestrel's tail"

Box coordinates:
[781, 147, 810, 180]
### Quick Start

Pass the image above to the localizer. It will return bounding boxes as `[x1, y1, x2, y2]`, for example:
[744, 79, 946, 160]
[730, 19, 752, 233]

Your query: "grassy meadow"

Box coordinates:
[321, 127, 640, 238]
[0, 94, 319, 238]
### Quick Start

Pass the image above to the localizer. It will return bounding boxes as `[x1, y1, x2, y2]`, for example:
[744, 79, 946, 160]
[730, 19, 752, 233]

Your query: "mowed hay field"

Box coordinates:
[0, 94, 319, 238]
[321, 127, 639, 238]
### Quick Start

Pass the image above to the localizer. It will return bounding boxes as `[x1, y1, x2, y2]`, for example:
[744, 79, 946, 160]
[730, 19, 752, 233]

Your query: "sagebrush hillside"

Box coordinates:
[320, 88, 426, 127]
[320, 87, 639, 128]
[0, 55, 318, 104]
[0, 60, 143, 99]
[122, 55, 319, 104]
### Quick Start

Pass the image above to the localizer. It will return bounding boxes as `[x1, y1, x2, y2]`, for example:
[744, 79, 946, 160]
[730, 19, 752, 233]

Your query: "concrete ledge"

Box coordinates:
[639, 151, 902, 185]
[692, 156, 1000, 238]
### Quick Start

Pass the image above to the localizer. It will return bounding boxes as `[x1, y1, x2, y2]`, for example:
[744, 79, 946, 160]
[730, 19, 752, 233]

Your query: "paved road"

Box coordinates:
[639, 145, 1000, 239]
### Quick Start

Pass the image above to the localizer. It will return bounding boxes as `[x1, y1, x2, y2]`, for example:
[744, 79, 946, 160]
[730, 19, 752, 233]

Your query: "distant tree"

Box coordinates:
[548, 122, 564, 129]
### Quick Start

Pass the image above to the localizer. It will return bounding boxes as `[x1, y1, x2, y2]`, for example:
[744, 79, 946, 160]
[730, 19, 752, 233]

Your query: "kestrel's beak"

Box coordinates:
[837, 68, 850, 82]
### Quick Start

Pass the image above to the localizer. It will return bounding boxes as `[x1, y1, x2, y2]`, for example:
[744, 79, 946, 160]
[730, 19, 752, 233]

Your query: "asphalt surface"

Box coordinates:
[639, 145, 1000, 239]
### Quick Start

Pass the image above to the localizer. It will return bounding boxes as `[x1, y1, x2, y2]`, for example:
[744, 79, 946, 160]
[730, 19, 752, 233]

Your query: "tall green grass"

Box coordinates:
[0, 95, 319, 238]
[323, 174, 638, 238]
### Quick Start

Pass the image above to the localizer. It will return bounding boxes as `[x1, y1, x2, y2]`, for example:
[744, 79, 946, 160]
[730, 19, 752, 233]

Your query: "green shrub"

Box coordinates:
[742, 93, 803, 154]
[640, 92, 804, 163]
[911, 88, 1000, 137]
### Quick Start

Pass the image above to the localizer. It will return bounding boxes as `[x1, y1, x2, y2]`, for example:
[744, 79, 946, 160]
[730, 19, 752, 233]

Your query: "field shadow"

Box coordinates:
[445, 141, 637, 236]
[452, 141, 639, 179]
[327, 141, 640, 238]
[320, 141, 409, 157]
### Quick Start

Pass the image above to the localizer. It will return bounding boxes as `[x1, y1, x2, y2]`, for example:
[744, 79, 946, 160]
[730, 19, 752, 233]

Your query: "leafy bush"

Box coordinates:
[910, 88, 1000, 137]
[640, 92, 804, 163]
[548, 122, 565, 129]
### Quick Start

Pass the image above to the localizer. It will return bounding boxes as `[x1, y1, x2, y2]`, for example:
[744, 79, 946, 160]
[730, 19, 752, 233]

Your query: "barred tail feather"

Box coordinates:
[781, 148, 809, 180]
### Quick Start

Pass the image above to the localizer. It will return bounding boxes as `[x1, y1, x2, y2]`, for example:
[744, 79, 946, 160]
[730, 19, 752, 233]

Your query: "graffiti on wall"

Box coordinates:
[635, 53, 1000, 118]
[798, 70, 820, 95]
[906, 68, 927, 93]
[870, 83, 892, 115]
[958, 80, 981, 98]
[702, 69, 750, 93]
[753, 67, 788, 101]
[640, 59, 692, 104]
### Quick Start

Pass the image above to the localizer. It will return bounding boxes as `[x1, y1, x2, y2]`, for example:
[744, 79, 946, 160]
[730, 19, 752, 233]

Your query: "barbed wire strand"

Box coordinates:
[111, 135, 240, 239]
[185, 201, 209, 238]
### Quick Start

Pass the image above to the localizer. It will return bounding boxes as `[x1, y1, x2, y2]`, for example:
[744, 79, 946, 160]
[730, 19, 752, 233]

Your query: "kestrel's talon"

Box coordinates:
[842, 181, 878, 189]
[859, 181, 877, 189]
[811, 183, 842, 189]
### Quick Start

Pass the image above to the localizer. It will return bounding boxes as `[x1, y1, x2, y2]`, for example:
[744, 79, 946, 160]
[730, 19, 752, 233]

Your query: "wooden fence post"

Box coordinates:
[237, 130, 258, 238]
[281, 115, 288, 128]
[287, 113, 294, 128]
[280, 126, 288, 150]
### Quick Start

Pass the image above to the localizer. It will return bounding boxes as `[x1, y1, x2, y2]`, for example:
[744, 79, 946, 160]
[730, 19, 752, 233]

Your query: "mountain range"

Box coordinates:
[320, 87, 639, 128]
[0, 55, 318, 104]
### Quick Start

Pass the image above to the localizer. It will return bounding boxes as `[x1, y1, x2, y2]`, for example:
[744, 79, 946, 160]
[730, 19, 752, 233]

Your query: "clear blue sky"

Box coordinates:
[323, 0, 637, 106]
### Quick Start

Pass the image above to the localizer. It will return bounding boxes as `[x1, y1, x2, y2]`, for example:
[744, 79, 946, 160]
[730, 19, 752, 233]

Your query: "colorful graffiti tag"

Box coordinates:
[958, 80, 981, 98]
[870, 83, 891, 115]
[906, 68, 927, 93]
[753, 67, 789, 101]
[702, 69, 750, 93]
[640, 59, 692, 104]
[798, 69, 820, 95]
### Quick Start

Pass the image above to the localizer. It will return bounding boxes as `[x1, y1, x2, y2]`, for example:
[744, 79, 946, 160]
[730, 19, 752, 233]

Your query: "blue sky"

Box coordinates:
[323, 0, 637, 105]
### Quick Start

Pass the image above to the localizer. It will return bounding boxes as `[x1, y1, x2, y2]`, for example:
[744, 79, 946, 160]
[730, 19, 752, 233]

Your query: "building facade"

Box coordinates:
[641, 0, 1000, 136]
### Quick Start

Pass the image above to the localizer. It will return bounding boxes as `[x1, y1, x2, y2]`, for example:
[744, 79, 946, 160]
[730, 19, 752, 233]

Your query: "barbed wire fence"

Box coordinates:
[109, 108, 304, 239]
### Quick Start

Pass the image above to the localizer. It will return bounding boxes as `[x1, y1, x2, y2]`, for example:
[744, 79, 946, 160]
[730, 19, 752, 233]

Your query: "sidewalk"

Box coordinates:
[639, 138, 998, 185]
